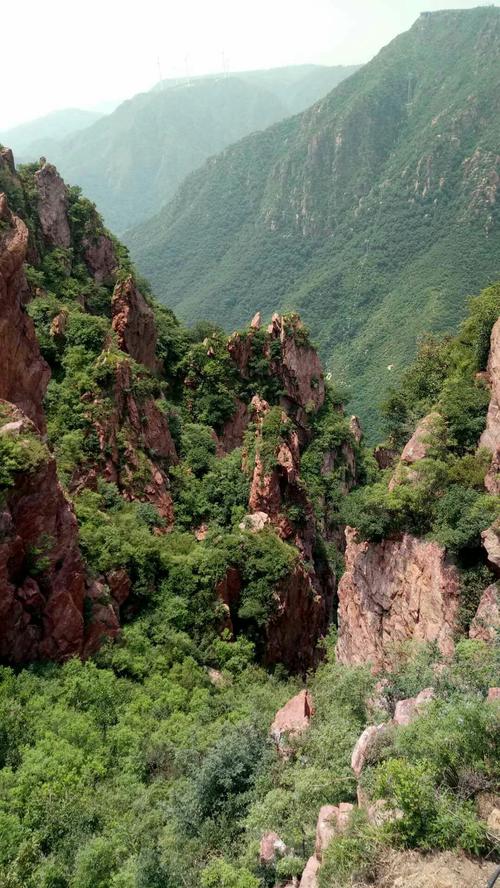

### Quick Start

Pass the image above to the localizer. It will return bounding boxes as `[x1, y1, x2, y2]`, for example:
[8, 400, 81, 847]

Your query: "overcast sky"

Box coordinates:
[1, 0, 495, 130]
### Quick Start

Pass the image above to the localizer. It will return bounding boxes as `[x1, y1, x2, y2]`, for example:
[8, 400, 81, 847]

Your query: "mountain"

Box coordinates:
[0, 108, 103, 158]
[37, 64, 358, 234]
[0, 147, 499, 886]
[126, 7, 500, 437]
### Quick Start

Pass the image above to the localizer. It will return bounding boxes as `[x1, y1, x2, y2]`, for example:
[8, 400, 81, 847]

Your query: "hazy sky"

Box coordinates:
[2, 0, 496, 129]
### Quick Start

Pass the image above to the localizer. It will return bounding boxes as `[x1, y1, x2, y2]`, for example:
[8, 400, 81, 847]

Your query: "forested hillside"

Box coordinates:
[126, 7, 500, 438]
[29, 64, 357, 234]
[0, 142, 498, 887]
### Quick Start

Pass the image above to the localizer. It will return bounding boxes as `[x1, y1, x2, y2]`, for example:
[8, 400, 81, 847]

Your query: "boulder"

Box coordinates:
[488, 687, 500, 701]
[351, 723, 388, 778]
[394, 688, 435, 727]
[336, 528, 460, 672]
[487, 808, 500, 838]
[259, 831, 286, 865]
[315, 803, 353, 860]
[469, 584, 500, 643]
[271, 690, 314, 747]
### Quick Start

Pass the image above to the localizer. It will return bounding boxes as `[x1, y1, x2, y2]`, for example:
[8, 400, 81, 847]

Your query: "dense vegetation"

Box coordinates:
[0, 156, 498, 887]
[21, 65, 357, 234]
[126, 7, 500, 438]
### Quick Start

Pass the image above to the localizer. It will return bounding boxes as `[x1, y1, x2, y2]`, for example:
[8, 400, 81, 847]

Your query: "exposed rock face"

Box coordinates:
[299, 855, 320, 888]
[218, 398, 250, 453]
[469, 585, 500, 643]
[488, 687, 500, 701]
[264, 564, 332, 672]
[401, 412, 441, 464]
[34, 162, 71, 248]
[77, 360, 177, 525]
[0, 404, 86, 661]
[111, 276, 161, 374]
[247, 396, 315, 560]
[479, 316, 500, 493]
[336, 529, 460, 672]
[394, 688, 435, 727]
[268, 314, 325, 421]
[83, 233, 118, 285]
[482, 522, 500, 573]
[0, 195, 50, 431]
[371, 849, 497, 888]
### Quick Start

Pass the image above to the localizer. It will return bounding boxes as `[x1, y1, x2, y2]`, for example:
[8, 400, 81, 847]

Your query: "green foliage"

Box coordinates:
[0, 429, 48, 493]
[201, 859, 260, 888]
[318, 810, 380, 887]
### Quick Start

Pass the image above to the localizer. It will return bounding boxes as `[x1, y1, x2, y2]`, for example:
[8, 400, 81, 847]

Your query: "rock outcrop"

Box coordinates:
[336, 528, 460, 672]
[34, 162, 71, 248]
[0, 195, 50, 431]
[111, 276, 161, 374]
[76, 360, 177, 526]
[270, 690, 314, 745]
[479, 316, 500, 493]
[389, 412, 441, 489]
[0, 404, 86, 661]
[469, 584, 500, 643]
[83, 232, 118, 285]
[394, 687, 435, 726]
[482, 522, 500, 573]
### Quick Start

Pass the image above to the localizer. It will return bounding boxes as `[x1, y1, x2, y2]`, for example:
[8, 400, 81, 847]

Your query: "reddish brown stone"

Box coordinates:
[336, 528, 460, 672]
[34, 162, 71, 248]
[479, 316, 500, 493]
[0, 196, 50, 431]
[112, 276, 161, 373]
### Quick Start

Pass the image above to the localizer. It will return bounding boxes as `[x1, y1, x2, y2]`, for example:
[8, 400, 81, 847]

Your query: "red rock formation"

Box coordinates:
[482, 522, 500, 573]
[83, 233, 118, 285]
[0, 195, 50, 431]
[34, 162, 71, 248]
[299, 855, 320, 888]
[267, 314, 325, 417]
[479, 316, 500, 493]
[469, 585, 500, 643]
[264, 563, 331, 672]
[218, 398, 250, 453]
[336, 528, 460, 672]
[78, 360, 177, 525]
[111, 276, 161, 374]
[270, 689, 314, 744]
[0, 403, 86, 661]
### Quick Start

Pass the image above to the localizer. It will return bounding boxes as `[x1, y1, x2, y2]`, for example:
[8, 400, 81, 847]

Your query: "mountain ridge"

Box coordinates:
[126, 5, 500, 437]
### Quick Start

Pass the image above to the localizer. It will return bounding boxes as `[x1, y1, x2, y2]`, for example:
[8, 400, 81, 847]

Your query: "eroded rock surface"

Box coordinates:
[0, 196, 50, 431]
[112, 276, 161, 374]
[479, 316, 500, 493]
[469, 584, 500, 643]
[0, 403, 86, 661]
[34, 162, 71, 248]
[336, 528, 460, 672]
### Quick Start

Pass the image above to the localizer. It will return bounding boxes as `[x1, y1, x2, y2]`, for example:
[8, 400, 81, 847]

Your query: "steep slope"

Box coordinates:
[126, 7, 500, 437]
[0, 108, 103, 159]
[39, 65, 357, 234]
[0, 150, 498, 888]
